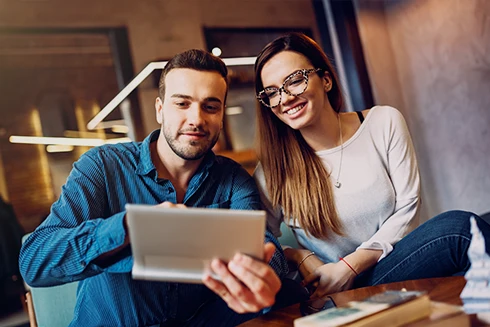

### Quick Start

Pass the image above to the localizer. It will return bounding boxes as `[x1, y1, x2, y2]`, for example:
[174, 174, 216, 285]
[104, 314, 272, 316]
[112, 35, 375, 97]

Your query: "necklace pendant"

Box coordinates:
[335, 181, 341, 188]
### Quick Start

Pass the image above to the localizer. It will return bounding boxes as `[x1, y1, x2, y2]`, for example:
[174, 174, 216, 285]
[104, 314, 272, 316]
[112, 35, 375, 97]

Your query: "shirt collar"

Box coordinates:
[136, 129, 217, 177]
[136, 129, 160, 176]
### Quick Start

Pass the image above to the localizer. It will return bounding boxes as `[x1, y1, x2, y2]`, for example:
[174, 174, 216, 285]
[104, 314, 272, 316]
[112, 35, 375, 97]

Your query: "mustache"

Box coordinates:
[178, 127, 208, 135]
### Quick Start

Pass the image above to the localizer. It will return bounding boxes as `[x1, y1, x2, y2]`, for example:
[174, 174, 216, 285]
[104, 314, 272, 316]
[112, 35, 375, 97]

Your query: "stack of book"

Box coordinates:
[460, 216, 490, 314]
[294, 290, 469, 327]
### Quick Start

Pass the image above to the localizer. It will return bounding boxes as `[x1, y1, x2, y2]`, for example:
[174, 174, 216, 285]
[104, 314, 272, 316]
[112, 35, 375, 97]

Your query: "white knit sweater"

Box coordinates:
[254, 106, 421, 263]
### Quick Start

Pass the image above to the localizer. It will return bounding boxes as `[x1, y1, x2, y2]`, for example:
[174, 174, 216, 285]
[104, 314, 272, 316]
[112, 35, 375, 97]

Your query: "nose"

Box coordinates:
[187, 104, 204, 126]
[280, 90, 296, 106]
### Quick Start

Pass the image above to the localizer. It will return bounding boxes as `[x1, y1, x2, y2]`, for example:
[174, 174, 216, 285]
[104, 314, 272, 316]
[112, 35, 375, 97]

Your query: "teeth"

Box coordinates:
[286, 104, 305, 115]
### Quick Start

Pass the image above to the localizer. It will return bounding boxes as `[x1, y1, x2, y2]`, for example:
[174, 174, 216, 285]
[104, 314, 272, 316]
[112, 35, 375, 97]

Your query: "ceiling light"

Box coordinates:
[212, 47, 222, 56]
[86, 57, 257, 131]
[46, 145, 74, 153]
[9, 135, 131, 147]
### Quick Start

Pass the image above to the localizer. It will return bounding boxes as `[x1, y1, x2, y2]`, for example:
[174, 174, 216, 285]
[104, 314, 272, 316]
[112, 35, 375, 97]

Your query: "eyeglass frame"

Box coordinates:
[256, 68, 323, 109]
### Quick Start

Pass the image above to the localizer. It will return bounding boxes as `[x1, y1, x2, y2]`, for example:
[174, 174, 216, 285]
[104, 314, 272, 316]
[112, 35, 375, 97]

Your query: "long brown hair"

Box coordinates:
[254, 33, 344, 239]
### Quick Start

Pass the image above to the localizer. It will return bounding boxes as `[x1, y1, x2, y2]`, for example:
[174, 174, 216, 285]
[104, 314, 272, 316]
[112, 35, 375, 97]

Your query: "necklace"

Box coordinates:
[334, 113, 343, 188]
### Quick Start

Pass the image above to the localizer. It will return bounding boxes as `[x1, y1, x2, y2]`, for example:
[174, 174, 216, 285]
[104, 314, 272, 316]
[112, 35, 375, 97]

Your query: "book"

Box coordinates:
[406, 301, 469, 327]
[294, 290, 431, 327]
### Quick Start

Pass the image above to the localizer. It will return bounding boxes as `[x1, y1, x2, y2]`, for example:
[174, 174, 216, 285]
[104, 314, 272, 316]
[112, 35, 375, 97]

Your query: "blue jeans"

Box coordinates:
[353, 210, 490, 288]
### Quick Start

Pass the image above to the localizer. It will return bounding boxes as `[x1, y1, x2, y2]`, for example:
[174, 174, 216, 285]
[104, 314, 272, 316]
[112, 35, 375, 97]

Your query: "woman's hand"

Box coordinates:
[283, 248, 323, 278]
[303, 261, 357, 299]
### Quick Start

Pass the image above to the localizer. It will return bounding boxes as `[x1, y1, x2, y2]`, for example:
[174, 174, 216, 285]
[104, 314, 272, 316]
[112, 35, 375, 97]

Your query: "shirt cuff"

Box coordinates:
[89, 212, 133, 272]
[357, 240, 393, 262]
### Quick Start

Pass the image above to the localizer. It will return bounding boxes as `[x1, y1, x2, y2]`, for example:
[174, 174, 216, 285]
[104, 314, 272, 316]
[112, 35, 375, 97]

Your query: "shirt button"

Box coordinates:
[81, 261, 86, 267]
[168, 188, 174, 193]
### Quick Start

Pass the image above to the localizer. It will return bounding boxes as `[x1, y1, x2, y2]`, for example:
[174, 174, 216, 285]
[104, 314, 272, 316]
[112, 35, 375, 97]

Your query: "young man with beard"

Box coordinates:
[19, 49, 288, 327]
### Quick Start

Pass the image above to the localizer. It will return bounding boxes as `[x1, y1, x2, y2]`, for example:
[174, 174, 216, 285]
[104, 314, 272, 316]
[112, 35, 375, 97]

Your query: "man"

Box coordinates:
[19, 49, 288, 327]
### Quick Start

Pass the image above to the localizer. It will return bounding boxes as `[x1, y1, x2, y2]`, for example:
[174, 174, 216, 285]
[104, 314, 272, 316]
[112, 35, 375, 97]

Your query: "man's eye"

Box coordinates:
[205, 104, 220, 111]
[175, 102, 189, 107]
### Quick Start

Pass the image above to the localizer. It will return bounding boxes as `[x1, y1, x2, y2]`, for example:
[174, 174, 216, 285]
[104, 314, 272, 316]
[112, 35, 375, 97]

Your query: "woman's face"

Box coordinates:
[260, 51, 330, 131]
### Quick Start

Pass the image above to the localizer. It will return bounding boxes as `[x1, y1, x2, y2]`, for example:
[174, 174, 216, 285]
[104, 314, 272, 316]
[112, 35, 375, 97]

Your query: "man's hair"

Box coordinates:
[158, 49, 228, 100]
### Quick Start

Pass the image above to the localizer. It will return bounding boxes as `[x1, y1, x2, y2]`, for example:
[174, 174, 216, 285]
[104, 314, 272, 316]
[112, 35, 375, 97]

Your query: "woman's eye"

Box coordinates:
[265, 89, 279, 98]
[288, 77, 303, 86]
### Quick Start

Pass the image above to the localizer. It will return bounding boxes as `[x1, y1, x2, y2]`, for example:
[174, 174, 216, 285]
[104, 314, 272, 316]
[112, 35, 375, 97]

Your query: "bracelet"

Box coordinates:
[339, 257, 359, 276]
[297, 252, 315, 269]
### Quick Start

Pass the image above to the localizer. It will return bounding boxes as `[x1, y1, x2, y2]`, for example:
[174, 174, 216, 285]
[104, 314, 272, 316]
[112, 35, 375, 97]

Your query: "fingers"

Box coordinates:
[302, 271, 320, 286]
[202, 251, 282, 314]
[263, 242, 276, 263]
[228, 253, 280, 308]
[155, 201, 186, 208]
[202, 272, 248, 313]
[203, 259, 264, 313]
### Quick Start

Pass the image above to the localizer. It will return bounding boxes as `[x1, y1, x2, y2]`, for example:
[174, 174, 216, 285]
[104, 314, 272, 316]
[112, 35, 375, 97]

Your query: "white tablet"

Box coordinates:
[125, 204, 265, 284]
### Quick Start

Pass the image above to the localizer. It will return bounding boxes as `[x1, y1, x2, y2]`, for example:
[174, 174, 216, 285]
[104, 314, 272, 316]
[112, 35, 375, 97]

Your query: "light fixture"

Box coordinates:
[111, 125, 130, 134]
[86, 57, 257, 131]
[46, 145, 74, 153]
[225, 106, 243, 116]
[9, 135, 131, 147]
[212, 47, 222, 56]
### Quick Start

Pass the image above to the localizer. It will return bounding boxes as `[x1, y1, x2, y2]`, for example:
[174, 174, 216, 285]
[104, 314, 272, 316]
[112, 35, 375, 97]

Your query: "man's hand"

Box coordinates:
[155, 201, 187, 209]
[202, 243, 281, 313]
[302, 261, 356, 299]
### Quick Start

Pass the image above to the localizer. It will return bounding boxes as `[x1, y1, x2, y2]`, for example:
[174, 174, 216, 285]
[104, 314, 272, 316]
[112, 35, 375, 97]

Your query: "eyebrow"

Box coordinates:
[170, 94, 222, 104]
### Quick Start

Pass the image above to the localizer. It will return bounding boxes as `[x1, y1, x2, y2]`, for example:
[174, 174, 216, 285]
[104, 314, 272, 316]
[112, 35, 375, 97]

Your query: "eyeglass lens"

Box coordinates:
[259, 70, 313, 108]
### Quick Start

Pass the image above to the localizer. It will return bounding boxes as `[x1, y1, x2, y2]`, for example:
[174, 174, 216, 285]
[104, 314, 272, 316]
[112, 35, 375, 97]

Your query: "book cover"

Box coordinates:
[407, 301, 469, 327]
[294, 290, 430, 327]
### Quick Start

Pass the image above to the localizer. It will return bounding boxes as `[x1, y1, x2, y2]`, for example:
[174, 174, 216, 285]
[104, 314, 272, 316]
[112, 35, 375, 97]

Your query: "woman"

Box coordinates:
[253, 32, 490, 299]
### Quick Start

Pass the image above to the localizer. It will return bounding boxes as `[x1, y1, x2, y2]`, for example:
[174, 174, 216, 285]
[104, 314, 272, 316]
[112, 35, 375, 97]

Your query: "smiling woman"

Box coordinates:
[253, 32, 490, 300]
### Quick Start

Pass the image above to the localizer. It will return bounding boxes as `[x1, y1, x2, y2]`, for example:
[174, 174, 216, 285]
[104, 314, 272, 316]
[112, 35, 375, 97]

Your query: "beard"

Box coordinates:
[163, 125, 220, 160]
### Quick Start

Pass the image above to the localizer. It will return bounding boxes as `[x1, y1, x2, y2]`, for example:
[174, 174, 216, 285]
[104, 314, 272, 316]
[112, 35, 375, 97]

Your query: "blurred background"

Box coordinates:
[0, 0, 489, 324]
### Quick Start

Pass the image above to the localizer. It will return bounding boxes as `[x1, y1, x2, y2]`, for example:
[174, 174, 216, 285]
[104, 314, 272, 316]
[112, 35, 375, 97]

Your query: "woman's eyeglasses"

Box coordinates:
[256, 68, 322, 109]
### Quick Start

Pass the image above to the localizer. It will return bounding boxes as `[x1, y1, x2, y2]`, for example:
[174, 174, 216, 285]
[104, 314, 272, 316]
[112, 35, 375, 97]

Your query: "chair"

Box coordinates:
[22, 234, 78, 327]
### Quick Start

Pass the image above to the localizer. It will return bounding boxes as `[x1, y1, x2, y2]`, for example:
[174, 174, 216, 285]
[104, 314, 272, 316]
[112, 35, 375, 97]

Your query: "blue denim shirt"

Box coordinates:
[19, 130, 288, 327]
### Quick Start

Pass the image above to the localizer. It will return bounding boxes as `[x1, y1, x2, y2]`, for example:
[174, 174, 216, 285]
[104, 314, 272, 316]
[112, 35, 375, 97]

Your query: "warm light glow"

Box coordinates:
[92, 119, 127, 129]
[30, 108, 55, 202]
[9, 136, 131, 147]
[225, 106, 243, 116]
[46, 145, 74, 153]
[111, 125, 130, 134]
[212, 47, 222, 56]
[86, 57, 257, 130]
[64, 130, 102, 138]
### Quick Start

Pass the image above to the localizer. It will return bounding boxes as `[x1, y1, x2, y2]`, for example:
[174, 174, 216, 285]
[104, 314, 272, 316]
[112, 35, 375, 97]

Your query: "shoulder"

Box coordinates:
[213, 155, 252, 178]
[364, 105, 409, 134]
[367, 105, 405, 123]
[76, 141, 140, 168]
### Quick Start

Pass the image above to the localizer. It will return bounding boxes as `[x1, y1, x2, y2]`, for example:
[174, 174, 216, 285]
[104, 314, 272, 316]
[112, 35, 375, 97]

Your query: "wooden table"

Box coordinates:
[238, 276, 490, 327]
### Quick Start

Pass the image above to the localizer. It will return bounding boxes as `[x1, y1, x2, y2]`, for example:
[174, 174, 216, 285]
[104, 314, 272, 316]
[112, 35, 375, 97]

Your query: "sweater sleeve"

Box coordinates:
[357, 107, 421, 261]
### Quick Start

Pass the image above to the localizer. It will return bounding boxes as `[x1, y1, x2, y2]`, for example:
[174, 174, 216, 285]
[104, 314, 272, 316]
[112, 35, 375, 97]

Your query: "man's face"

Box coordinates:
[155, 68, 227, 160]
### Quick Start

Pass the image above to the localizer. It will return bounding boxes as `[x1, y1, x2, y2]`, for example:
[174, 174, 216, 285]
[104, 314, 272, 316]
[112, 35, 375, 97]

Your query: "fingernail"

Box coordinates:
[229, 261, 238, 270]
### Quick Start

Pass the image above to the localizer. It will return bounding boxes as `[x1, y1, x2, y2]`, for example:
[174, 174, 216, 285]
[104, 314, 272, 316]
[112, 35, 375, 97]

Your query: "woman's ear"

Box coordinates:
[323, 73, 332, 92]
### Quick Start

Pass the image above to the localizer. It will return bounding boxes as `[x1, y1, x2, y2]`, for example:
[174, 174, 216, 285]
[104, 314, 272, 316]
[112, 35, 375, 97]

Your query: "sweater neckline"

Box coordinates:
[316, 106, 378, 155]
